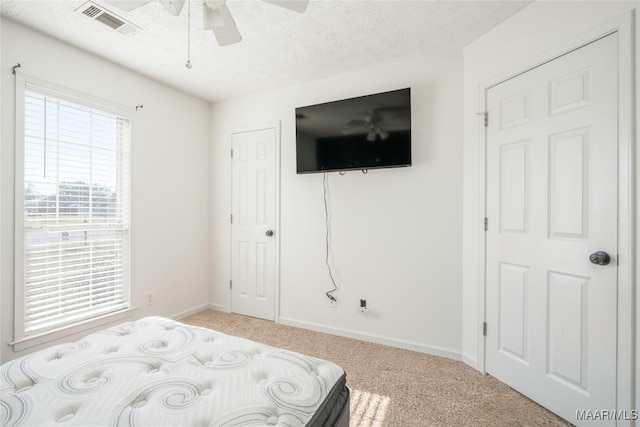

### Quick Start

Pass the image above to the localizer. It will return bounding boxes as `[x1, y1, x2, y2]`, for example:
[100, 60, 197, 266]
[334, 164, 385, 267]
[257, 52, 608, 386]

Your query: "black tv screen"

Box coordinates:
[296, 88, 411, 174]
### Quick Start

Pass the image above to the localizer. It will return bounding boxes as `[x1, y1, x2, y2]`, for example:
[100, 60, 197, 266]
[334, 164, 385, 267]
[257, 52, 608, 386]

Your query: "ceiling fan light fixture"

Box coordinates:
[367, 131, 376, 142]
[159, 0, 185, 15]
[109, 0, 308, 49]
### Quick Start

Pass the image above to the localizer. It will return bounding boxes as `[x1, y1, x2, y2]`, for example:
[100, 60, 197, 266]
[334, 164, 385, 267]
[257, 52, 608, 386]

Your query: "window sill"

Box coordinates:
[10, 307, 139, 352]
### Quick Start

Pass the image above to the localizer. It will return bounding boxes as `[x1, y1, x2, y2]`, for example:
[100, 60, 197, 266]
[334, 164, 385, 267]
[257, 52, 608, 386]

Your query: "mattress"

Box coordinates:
[1, 317, 349, 427]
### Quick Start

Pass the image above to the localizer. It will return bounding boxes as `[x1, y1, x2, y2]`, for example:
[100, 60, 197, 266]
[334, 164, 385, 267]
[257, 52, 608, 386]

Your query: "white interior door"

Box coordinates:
[230, 125, 279, 321]
[485, 34, 618, 425]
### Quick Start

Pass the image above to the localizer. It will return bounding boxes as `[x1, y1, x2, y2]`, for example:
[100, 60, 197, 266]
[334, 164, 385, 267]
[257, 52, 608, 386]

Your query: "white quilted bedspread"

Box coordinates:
[0, 317, 344, 426]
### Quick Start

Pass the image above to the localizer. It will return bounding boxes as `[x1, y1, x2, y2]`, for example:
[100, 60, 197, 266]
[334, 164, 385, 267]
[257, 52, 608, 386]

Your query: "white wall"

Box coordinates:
[0, 19, 212, 362]
[461, 0, 639, 409]
[210, 51, 463, 358]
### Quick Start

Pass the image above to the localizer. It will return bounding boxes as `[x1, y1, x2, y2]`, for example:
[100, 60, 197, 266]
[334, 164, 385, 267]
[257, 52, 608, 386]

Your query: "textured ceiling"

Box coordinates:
[1, 0, 532, 102]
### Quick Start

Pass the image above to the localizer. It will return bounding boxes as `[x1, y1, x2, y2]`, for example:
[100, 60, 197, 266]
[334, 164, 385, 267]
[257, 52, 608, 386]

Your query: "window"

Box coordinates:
[15, 78, 131, 342]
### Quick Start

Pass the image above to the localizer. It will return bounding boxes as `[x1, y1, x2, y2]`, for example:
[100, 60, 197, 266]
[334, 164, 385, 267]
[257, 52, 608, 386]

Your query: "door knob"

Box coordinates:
[265, 230, 274, 237]
[589, 251, 610, 266]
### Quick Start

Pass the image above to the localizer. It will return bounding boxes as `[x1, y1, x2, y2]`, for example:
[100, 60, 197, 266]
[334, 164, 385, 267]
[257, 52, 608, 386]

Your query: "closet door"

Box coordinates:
[485, 34, 618, 425]
[230, 124, 279, 321]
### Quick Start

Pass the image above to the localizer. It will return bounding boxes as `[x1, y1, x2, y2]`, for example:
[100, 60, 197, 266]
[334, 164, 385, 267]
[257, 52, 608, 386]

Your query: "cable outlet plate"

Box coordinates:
[328, 299, 337, 308]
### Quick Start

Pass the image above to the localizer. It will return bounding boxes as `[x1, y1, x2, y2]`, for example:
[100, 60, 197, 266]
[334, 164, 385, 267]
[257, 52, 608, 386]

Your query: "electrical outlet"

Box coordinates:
[358, 299, 369, 315]
[328, 299, 337, 308]
[146, 292, 153, 306]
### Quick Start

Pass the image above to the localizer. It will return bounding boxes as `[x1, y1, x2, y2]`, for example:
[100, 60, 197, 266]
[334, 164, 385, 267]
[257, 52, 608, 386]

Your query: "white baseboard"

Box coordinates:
[209, 303, 229, 313]
[278, 317, 462, 361]
[170, 304, 215, 320]
[462, 353, 479, 370]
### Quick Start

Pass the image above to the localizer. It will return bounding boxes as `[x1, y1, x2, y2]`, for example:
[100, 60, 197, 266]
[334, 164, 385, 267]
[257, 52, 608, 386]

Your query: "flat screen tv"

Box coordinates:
[296, 88, 411, 174]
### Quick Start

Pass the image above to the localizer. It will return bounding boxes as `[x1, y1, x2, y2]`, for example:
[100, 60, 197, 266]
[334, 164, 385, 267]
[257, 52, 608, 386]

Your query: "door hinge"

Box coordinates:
[483, 322, 487, 336]
[230, 214, 233, 224]
[230, 280, 233, 289]
[483, 111, 488, 128]
[230, 148, 234, 158]
[484, 217, 488, 231]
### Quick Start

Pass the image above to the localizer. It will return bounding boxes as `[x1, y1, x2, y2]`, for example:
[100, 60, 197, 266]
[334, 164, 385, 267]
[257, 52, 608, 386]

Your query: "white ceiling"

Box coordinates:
[1, 0, 532, 102]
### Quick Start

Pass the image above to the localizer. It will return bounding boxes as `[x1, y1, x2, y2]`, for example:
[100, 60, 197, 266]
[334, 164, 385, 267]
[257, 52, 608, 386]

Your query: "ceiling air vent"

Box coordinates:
[75, 1, 141, 35]
[82, 5, 102, 18]
[94, 12, 125, 30]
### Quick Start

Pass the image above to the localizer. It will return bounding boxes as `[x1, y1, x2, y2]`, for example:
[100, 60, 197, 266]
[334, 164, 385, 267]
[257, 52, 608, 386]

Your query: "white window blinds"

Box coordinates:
[19, 86, 131, 338]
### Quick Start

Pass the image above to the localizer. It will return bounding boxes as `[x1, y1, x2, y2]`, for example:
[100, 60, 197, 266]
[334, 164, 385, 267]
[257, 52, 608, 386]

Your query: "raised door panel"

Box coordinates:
[548, 128, 590, 239]
[547, 271, 590, 393]
[498, 262, 529, 364]
[500, 141, 530, 234]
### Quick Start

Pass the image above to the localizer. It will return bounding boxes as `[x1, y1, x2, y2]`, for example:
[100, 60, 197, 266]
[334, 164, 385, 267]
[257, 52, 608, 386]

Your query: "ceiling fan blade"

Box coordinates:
[159, 0, 185, 15]
[104, 0, 152, 12]
[203, 0, 242, 46]
[263, 0, 309, 13]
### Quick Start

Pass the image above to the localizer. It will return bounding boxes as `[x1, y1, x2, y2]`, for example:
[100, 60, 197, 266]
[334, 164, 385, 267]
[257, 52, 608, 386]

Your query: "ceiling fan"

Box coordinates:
[341, 107, 409, 142]
[105, 0, 309, 46]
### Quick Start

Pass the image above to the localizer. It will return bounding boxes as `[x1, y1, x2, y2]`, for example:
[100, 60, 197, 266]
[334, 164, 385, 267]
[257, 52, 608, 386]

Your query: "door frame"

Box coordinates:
[476, 12, 635, 418]
[228, 121, 281, 321]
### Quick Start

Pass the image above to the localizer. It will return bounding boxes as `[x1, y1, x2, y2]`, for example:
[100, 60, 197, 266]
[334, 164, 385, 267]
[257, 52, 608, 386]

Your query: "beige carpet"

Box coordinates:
[181, 310, 571, 427]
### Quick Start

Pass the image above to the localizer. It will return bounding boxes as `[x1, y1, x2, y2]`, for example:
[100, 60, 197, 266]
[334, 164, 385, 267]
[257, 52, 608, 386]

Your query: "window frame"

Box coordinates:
[13, 73, 136, 351]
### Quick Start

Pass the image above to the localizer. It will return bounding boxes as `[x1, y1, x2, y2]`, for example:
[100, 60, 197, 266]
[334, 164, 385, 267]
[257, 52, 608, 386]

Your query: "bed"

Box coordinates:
[0, 316, 350, 426]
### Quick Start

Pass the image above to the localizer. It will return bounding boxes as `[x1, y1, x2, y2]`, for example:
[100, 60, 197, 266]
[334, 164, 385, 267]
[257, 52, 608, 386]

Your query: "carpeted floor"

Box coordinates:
[181, 310, 572, 427]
